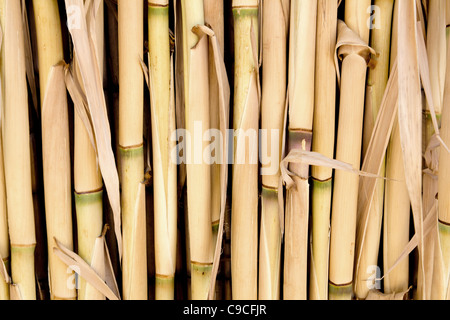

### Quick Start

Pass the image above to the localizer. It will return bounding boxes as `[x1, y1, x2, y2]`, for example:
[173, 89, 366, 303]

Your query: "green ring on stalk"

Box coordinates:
[328, 282, 353, 298]
[438, 220, 450, 235]
[192, 262, 213, 274]
[155, 275, 175, 285]
[148, 4, 168, 15]
[74, 189, 103, 206]
[119, 145, 144, 158]
[312, 178, 333, 190]
[261, 185, 278, 199]
[212, 221, 220, 233]
[232, 7, 258, 18]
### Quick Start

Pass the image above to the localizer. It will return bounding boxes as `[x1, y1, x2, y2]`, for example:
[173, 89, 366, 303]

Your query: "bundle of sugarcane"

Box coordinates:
[309, 0, 338, 301]
[283, 0, 317, 301]
[118, 0, 148, 300]
[258, 0, 289, 301]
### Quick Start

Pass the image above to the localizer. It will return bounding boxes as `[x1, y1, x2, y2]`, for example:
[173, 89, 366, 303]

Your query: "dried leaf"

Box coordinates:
[397, 0, 425, 298]
[53, 237, 120, 300]
[365, 288, 410, 300]
[63, 0, 122, 261]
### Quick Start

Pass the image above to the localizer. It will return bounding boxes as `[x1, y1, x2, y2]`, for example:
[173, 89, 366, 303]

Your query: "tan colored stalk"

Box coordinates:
[231, 0, 259, 300]
[328, 5, 372, 299]
[283, 0, 317, 301]
[3, 0, 36, 300]
[148, 0, 178, 300]
[204, 0, 225, 253]
[33, 0, 76, 301]
[418, 0, 447, 301]
[436, 6, 450, 300]
[354, 0, 394, 300]
[180, 0, 213, 300]
[118, 0, 148, 300]
[310, 0, 338, 301]
[72, 0, 105, 301]
[0, 0, 9, 301]
[258, 0, 288, 301]
[424, 0, 446, 149]
[383, 0, 410, 295]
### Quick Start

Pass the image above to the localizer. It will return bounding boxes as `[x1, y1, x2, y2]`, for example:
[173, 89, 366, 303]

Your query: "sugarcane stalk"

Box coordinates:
[204, 0, 225, 254]
[382, 0, 411, 296]
[230, 0, 260, 301]
[118, 0, 148, 300]
[33, 0, 76, 301]
[0, 0, 9, 301]
[180, 0, 213, 300]
[309, 0, 338, 301]
[258, 0, 288, 301]
[148, 0, 178, 300]
[2, 0, 37, 300]
[417, 0, 447, 301]
[0, 134, 9, 300]
[72, 0, 105, 301]
[424, 0, 446, 149]
[354, 0, 394, 300]
[436, 2, 450, 300]
[328, 4, 372, 298]
[283, 0, 317, 301]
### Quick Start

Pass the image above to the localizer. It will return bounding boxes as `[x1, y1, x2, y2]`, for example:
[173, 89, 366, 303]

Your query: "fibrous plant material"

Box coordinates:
[309, 0, 338, 301]
[0, 0, 9, 301]
[383, 0, 411, 296]
[2, 0, 36, 300]
[436, 0, 450, 299]
[231, 0, 259, 300]
[354, 0, 394, 300]
[118, 0, 148, 300]
[180, 0, 213, 300]
[328, 3, 372, 298]
[258, 0, 289, 301]
[148, 0, 178, 300]
[420, 0, 447, 301]
[73, 0, 105, 301]
[283, 0, 317, 301]
[33, 0, 76, 301]
[204, 0, 225, 257]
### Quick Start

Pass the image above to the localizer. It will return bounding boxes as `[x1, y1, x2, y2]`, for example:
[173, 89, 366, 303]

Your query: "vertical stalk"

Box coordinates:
[231, 0, 259, 300]
[73, 0, 105, 301]
[328, 2, 371, 299]
[3, 0, 36, 300]
[204, 0, 225, 255]
[0, 0, 9, 301]
[118, 0, 148, 300]
[354, 0, 394, 300]
[419, 0, 447, 300]
[383, 0, 411, 295]
[258, 0, 288, 301]
[148, 0, 178, 300]
[436, 1, 450, 300]
[310, 0, 338, 301]
[284, 0, 317, 300]
[33, 0, 76, 301]
[180, 0, 213, 300]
